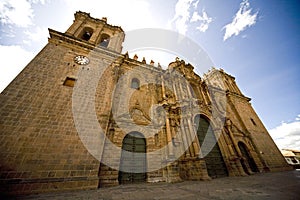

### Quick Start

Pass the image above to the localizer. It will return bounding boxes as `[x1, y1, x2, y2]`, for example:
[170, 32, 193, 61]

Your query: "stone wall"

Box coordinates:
[0, 43, 100, 194]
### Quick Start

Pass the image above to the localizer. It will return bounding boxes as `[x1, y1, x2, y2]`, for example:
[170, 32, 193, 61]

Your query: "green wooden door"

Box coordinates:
[195, 116, 228, 178]
[119, 132, 146, 184]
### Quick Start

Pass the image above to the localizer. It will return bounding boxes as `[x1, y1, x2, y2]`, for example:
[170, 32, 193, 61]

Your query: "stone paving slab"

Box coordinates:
[3, 170, 300, 200]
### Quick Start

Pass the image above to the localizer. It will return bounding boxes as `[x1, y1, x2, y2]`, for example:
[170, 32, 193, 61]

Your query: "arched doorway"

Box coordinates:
[118, 132, 146, 184]
[238, 142, 258, 174]
[195, 115, 228, 178]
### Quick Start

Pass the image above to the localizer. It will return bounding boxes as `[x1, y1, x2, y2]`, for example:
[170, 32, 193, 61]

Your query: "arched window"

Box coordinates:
[80, 27, 93, 41]
[99, 33, 110, 47]
[131, 78, 140, 89]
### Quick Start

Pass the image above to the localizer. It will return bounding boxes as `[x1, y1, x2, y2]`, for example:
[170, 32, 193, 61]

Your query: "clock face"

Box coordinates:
[74, 55, 89, 65]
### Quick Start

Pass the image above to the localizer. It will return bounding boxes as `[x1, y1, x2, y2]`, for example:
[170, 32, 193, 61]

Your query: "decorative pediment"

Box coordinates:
[225, 118, 246, 137]
[232, 124, 246, 137]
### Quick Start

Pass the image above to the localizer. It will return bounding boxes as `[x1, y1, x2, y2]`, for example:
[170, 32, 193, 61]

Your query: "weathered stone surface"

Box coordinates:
[0, 11, 291, 195]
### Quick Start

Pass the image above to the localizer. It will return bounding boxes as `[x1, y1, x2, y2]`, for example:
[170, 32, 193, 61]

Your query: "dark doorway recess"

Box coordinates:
[118, 132, 147, 184]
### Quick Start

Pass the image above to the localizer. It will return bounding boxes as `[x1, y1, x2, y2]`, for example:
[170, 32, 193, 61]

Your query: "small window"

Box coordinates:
[63, 77, 76, 87]
[99, 34, 110, 47]
[131, 78, 140, 89]
[250, 118, 257, 126]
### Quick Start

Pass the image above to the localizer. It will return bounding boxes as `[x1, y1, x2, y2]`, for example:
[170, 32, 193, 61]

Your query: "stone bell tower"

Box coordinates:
[204, 68, 290, 174]
[64, 11, 124, 52]
[0, 11, 125, 194]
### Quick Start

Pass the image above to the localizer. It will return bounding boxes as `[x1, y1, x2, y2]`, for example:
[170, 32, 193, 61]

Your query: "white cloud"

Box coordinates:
[24, 26, 48, 45]
[192, 0, 199, 9]
[1, 25, 16, 38]
[269, 117, 300, 150]
[0, 45, 34, 92]
[190, 11, 201, 22]
[0, 0, 48, 27]
[170, 0, 212, 35]
[170, 0, 194, 35]
[191, 10, 212, 32]
[28, 0, 48, 4]
[0, 0, 34, 27]
[223, 0, 258, 41]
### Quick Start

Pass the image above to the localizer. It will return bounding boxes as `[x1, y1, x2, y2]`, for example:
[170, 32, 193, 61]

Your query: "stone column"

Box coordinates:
[185, 80, 192, 98]
[187, 117, 199, 157]
[195, 81, 203, 100]
[161, 75, 166, 99]
[163, 111, 182, 183]
[89, 24, 102, 45]
[165, 113, 174, 158]
[179, 120, 190, 157]
[172, 80, 179, 101]
[178, 80, 185, 100]
[200, 83, 209, 105]
[184, 118, 196, 157]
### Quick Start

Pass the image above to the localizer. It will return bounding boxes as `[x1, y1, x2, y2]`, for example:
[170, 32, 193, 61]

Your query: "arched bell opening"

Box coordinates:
[79, 27, 94, 41]
[99, 33, 110, 48]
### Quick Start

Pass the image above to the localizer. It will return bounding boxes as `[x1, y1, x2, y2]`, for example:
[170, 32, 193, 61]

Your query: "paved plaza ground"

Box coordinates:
[3, 169, 300, 200]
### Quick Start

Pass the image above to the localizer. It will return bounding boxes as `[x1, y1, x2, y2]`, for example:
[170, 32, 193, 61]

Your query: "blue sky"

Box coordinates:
[0, 0, 299, 150]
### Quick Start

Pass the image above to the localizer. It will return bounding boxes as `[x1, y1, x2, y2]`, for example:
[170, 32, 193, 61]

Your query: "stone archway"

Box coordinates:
[118, 132, 147, 184]
[195, 115, 228, 178]
[238, 142, 258, 174]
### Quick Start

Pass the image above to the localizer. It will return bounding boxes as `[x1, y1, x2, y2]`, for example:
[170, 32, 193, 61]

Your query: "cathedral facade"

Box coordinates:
[0, 12, 290, 195]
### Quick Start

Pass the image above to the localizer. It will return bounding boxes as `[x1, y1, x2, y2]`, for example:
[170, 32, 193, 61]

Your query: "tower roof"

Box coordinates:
[74, 11, 124, 33]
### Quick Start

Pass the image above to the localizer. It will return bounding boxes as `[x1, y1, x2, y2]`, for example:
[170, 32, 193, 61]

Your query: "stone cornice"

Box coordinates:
[226, 91, 251, 102]
[75, 11, 124, 33]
